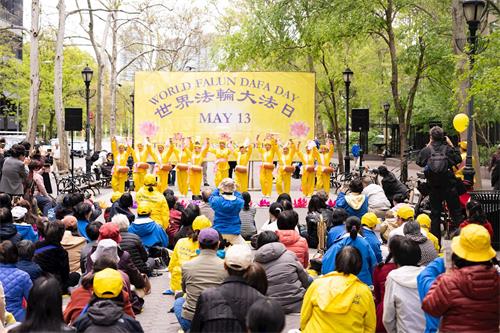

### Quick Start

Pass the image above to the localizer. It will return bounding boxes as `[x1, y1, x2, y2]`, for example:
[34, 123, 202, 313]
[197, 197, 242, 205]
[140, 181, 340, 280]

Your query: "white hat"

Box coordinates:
[218, 178, 236, 201]
[307, 140, 316, 150]
[91, 239, 120, 264]
[225, 244, 253, 271]
[12, 206, 28, 221]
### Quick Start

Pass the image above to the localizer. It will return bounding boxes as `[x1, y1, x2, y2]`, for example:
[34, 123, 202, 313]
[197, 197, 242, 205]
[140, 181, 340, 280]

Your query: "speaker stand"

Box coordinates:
[71, 130, 75, 192]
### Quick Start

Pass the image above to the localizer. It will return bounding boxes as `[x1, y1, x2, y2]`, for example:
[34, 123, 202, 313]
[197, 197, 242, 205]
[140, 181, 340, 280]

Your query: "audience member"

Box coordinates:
[136, 174, 169, 229]
[10, 276, 73, 333]
[209, 178, 245, 245]
[74, 268, 144, 332]
[246, 298, 285, 333]
[334, 178, 368, 219]
[0, 144, 28, 197]
[373, 251, 397, 332]
[74, 202, 93, 241]
[15, 240, 42, 282]
[416, 213, 440, 251]
[254, 231, 310, 313]
[322, 216, 377, 286]
[361, 176, 391, 217]
[128, 203, 169, 250]
[239, 191, 257, 240]
[422, 224, 499, 332]
[109, 192, 135, 223]
[191, 244, 264, 332]
[0, 208, 21, 244]
[12, 206, 38, 242]
[377, 165, 408, 203]
[361, 212, 382, 263]
[383, 235, 426, 332]
[276, 210, 309, 268]
[260, 202, 283, 232]
[174, 228, 227, 331]
[459, 199, 494, 237]
[326, 208, 349, 248]
[403, 221, 438, 266]
[174, 203, 200, 245]
[80, 221, 102, 274]
[198, 189, 214, 222]
[300, 246, 375, 332]
[0, 240, 32, 321]
[165, 192, 182, 248]
[61, 215, 86, 273]
[166, 215, 211, 294]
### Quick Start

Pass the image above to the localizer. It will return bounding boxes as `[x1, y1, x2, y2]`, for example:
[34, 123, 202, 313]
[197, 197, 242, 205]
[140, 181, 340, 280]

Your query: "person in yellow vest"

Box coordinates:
[297, 140, 319, 197]
[256, 134, 277, 197]
[131, 139, 154, 191]
[316, 139, 334, 194]
[416, 213, 440, 252]
[153, 140, 176, 193]
[189, 138, 209, 197]
[164, 215, 212, 294]
[175, 137, 192, 197]
[234, 139, 253, 193]
[275, 139, 297, 195]
[110, 137, 132, 193]
[135, 174, 170, 229]
[208, 138, 233, 187]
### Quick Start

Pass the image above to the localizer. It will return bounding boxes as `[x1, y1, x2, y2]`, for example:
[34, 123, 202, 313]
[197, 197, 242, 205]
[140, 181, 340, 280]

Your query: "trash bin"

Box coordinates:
[470, 191, 500, 250]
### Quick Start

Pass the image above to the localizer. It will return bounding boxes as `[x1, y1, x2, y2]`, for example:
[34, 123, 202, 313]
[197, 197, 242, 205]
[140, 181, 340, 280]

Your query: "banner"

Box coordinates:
[134, 72, 315, 157]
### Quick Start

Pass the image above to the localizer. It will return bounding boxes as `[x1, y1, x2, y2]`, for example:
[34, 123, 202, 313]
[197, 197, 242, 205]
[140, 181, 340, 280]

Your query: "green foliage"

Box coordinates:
[0, 30, 96, 138]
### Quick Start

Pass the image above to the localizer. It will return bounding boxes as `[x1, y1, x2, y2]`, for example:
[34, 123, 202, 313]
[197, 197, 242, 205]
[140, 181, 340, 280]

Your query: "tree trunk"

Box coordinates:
[48, 110, 55, 139]
[109, 10, 118, 138]
[54, 0, 69, 171]
[307, 55, 325, 141]
[26, 0, 40, 145]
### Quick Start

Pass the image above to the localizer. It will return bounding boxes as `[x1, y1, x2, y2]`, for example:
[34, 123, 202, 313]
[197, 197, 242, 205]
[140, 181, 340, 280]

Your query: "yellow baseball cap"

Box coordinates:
[111, 191, 122, 203]
[397, 205, 414, 220]
[192, 215, 212, 231]
[458, 141, 467, 150]
[144, 174, 157, 186]
[137, 203, 152, 215]
[416, 214, 431, 229]
[451, 224, 496, 262]
[93, 268, 123, 299]
[361, 212, 379, 228]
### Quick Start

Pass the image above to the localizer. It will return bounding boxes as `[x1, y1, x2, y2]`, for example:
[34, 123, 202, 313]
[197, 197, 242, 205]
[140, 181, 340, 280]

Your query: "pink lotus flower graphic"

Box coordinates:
[290, 121, 310, 138]
[139, 121, 159, 138]
[219, 132, 232, 142]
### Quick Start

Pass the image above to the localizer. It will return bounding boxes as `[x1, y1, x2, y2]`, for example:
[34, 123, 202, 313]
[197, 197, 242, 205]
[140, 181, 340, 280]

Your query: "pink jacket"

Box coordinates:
[276, 230, 309, 268]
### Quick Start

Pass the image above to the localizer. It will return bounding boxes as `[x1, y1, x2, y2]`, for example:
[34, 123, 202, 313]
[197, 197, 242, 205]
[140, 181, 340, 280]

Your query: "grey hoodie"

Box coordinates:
[254, 242, 310, 313]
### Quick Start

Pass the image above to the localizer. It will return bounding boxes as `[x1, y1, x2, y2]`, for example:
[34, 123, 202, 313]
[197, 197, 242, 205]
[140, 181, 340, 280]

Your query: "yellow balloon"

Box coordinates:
[453, 114, 469, 133]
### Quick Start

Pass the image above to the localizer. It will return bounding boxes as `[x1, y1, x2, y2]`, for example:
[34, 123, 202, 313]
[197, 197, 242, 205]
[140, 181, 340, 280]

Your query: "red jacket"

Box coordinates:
[422, 265, 499, 333]
[373, 263, 397, 333]
[166, 209, 182, 248]
[459, 220, 494, 238]
[275, 230, 309, 268]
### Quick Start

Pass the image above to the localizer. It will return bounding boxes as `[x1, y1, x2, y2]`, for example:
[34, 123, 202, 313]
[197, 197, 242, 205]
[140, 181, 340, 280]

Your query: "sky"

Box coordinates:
[22, 0, 228, 58]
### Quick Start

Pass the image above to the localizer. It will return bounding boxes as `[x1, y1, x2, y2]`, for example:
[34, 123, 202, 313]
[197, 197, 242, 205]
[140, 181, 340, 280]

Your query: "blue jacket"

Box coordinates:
[209, 189, 244, 235]
[16, 260, 43, 282]
[77, 219, 90, 241]
[417, 257, 445, 333]
[326, 225, 345, 248]
[334, 192, 368, 219]
[362, 227, 382, 264]
[14, 223, 38, 243]
[128, 217, 169, 249]
[321, 234, 377, 286]
[0, 263, 32, 321]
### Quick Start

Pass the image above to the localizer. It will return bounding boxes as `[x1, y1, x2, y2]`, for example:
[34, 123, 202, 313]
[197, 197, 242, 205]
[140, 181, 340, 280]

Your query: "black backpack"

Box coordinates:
[427, 145, 449, 176]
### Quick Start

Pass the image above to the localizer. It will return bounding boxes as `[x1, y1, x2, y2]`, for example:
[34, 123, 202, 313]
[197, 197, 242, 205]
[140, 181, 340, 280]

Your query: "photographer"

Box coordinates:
[0, 144, 29, 197]
[417, 126, 463, 244]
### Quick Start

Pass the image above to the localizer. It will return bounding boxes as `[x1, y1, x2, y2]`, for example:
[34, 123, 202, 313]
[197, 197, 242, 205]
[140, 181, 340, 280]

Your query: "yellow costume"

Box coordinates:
[316, 144, 334, 193]
[135, 174, 170, 229]
[298, 145, 319, 197]
[208, 143, 232, 187]
[176, 145, 191, 197]
[276, 142, 297, 195]
[234, 144, 253, 192]
[111, 138, 132, 193]
[454, 142, 476, 183]
[257, 139, 276, 197]
[167, 215, 211, 292]
[153, 144, 176, 193]
[189, 141, 208, 196]
[131, 143, 154, 191]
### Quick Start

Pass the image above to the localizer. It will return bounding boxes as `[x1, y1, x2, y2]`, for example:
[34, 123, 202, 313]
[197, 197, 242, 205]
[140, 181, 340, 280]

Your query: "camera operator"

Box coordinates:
[417, 126, 463, 244]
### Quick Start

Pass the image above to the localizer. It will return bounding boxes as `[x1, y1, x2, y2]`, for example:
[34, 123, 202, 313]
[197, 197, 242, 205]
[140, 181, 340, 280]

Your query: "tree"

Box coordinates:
[26, 0, 41, 145]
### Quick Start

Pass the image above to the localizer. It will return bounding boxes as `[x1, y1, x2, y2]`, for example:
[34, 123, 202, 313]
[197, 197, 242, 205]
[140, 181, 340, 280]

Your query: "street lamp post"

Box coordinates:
[343, 68, 353, 176]
[383, 102, 390, 159]
[461, 0, 486, 186]
[82, 65, 93, 174]
[130, 91, 135, 147]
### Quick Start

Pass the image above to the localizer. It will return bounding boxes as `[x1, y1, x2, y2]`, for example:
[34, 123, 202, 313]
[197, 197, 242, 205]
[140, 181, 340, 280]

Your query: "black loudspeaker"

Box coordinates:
[351, 108, 369, 132]
[65, 108, 83, 131]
